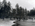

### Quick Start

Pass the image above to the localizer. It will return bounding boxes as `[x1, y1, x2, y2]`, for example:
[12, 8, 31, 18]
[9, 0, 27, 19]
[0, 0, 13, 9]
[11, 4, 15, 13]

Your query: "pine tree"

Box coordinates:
[15, 3, 20, 20]
[0, 0, 11, 20]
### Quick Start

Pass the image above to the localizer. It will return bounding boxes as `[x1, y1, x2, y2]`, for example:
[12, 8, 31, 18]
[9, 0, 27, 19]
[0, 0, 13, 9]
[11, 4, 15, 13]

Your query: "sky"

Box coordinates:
[0, 0, 35, 11]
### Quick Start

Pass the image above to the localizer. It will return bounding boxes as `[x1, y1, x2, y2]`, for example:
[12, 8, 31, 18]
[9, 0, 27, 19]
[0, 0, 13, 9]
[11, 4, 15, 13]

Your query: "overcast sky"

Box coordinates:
[0, 0, 35, 11]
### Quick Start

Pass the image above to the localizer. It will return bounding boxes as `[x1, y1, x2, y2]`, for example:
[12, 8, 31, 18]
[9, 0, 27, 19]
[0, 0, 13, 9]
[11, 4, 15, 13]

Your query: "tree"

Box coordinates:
[19, 7, 22, 20]
[19, 7, 22, 16]
[2, 0, 7, 5]
[12, 9, 16, 19]
[15, 3, 20, 20]
[27, 11, 30, 16]
[0, 0, 11, 20]
[24, 8, 28, 20]
[30, 10, 35, 16]
[15, 3, 20, 15]
[5, 1, 11, 18]
[22, 8, 24, 19]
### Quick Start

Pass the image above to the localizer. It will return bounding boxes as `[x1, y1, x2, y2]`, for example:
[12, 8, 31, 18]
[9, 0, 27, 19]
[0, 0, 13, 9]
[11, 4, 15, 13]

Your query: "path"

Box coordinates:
[18, 19, 35, 26]
[0, 19, 16, 26]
